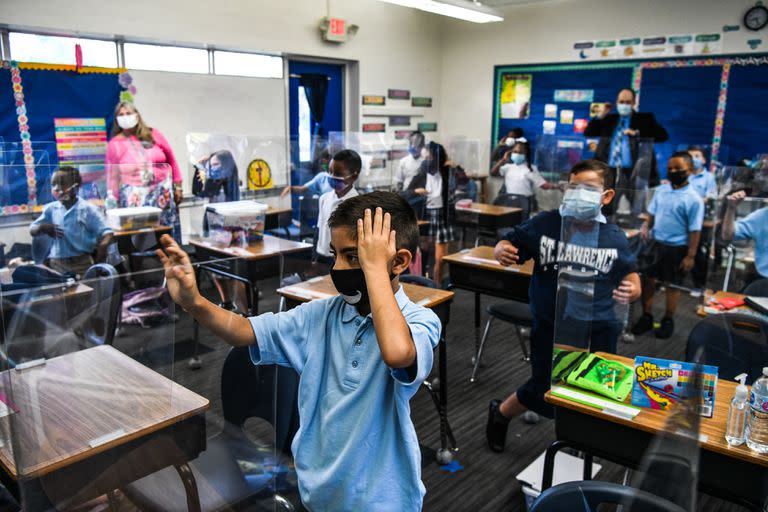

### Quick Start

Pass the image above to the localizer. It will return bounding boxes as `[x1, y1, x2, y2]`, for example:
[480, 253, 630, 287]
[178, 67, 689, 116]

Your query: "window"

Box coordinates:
[123, 43, 208, 74]
[9, 32, 117, 68]
[298, 86, 312, 162]
[214, 51, 283, 78]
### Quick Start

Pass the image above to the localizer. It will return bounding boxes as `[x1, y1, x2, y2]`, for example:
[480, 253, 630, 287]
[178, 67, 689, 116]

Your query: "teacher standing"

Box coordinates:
[585, 88, 668, 214]
[105, 101, 183, 238]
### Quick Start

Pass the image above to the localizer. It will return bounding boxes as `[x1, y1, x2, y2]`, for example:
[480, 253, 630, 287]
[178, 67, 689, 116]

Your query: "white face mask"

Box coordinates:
[117, 113, 139, 130]
[505, 137, 515, 146]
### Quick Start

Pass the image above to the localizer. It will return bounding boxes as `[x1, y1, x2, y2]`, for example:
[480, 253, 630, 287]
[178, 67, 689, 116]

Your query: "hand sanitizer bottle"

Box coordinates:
[725, 373, 749, 446]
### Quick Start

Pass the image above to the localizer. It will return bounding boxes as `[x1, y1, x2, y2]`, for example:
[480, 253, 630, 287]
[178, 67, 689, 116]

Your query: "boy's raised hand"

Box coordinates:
[358, 207, 396, 275]
[494, 240, 519, 266]
[156, 234, 200, 310]
[728, 190, 747, 208]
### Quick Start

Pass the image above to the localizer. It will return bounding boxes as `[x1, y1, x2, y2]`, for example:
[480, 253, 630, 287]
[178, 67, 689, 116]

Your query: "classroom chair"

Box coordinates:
[122, 346, 300, 512]
[743, 278, 768, 297]
[269, 194, 319, 242]
[80, 263, 122, 346]
[685, 313, 768, 382]
[470, 300, 532, 382]
[530, 481, 685, 512]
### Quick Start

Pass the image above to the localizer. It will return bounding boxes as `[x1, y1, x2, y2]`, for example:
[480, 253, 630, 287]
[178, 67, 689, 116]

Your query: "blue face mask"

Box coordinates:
[692, 156, 704, 170]
[329, 176, 348, 192]
[207, 162, 225, 181]
[510, 153, 526, 165]
[561, 187, 603, 220]
[617, 104, 633, 117]
[408, 146, 422, 159]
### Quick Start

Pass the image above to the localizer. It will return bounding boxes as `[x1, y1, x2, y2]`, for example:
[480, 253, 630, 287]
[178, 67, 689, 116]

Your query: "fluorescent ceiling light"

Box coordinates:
[378, 0, 504, 23]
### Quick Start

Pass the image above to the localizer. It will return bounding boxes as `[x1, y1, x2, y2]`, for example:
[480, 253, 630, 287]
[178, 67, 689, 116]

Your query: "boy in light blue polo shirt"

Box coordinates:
[722, 190, 768, 280]
[30, 167, 113, 277]
[633, 152, 703, 338]
[157, 191, 441, 511]
[687, 146, 717, 201]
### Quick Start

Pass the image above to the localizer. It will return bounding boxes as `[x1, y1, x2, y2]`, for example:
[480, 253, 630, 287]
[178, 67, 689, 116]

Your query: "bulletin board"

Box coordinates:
[0, 61, 123, 214]
[491, 53, 768, 167]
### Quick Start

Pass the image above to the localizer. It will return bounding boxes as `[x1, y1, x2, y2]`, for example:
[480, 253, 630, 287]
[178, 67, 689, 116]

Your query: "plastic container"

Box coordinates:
[725, 373, 749, 446]
[106, 206, 162, 230]
[747, 367, 768, 453]
[205, 200, 268, 246]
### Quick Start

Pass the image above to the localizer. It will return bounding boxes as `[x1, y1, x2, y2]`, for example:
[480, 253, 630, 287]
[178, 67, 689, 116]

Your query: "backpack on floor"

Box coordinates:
[120, 286, 171, 328]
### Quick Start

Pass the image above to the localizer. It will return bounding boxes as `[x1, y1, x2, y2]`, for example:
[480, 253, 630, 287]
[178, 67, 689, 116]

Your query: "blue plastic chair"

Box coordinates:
[530, 481, 686, 512]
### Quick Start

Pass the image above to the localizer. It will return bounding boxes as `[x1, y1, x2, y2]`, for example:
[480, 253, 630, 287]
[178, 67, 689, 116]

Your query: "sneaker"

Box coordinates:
[631, 313, 654, 335]
[689, 288, 703, 298]
[486, 399, 511, 452]
[655, 317, 675, 339]
[522, 411, 540, 424]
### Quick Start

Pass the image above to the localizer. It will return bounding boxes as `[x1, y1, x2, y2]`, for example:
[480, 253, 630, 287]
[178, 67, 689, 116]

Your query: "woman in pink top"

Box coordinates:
[105, 101, 183, 236]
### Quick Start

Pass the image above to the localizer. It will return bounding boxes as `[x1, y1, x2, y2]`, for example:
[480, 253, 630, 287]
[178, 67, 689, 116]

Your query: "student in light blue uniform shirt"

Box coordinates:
[30, 167, 113, 277]
[157, 191, 441, 511]
[723, 190, 768, 279]
[687, 146, 717, 201]
[633, 152, 704, 339]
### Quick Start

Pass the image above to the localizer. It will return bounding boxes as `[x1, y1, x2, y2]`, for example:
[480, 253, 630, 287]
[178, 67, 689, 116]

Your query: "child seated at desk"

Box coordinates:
[486, 159, 640, 452]
[632, 151, 704, 338]
[315, 149, 361, 265]
[722, 189, 768, 281]
[157, 192, 441, 511]
[30, 167, 113, 277]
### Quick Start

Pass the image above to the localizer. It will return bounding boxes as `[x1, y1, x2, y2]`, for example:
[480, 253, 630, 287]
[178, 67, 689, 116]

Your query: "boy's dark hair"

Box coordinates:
[570, 159, 614, 187]
[409, 131, 425, 147]
[54, 166, 82, 186]
[331, 149, 362, 175]
[328, 191, 419, 256]
[687, 145, 705, 154]
[670, 151, 694, 169]
[617, 87, 636, 101]
[509, 127, 524, 138]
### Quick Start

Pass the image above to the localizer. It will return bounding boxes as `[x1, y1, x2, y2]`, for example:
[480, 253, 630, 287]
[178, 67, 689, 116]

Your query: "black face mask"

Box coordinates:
[330, 268, 395, 307]
[421, 160, 439, 175]
[668, 171, 688, 186]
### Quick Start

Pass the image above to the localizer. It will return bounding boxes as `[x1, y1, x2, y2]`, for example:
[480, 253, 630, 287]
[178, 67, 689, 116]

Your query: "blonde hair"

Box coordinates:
[111, 101, 155, 144]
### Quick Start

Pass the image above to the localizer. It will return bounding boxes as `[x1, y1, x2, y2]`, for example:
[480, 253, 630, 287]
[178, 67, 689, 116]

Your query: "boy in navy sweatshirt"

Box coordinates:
[486, 159, 641, 452]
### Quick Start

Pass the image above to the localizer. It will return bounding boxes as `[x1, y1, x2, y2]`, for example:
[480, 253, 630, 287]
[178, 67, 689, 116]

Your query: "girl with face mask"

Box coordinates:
[105, 101, 183, 239]
[490, 141, 555, 220]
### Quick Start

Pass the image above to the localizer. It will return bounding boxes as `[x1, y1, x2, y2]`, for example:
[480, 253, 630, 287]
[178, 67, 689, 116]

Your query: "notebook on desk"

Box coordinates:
[745, 296, 768, 316]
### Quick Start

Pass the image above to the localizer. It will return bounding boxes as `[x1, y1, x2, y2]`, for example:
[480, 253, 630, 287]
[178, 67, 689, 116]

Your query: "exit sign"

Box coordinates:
[321, 17, 350, 43]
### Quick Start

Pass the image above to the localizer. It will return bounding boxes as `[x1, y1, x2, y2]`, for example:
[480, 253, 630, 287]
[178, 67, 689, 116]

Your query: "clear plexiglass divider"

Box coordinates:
[328, 131, 397, 193]
[0, 159, 299, 509]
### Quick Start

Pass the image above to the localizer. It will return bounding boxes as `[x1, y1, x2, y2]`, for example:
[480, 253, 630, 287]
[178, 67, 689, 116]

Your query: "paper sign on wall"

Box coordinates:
[54, 118, 108, 175]
[500, 74, 532, 119]
[641, 36, 668, 56]
[694, 34, 722, 55]
[554, 90, 594, 103]
[619, 38, 641, 58]
[543, 120, 557, 135]
[589, 102, 608, 118]
[560, 110, 574, 124]
[574, 119, 588, 134]
[668, 35, 694, 56]
[595, 40, 618, 59]
[544, 104, 558, 118]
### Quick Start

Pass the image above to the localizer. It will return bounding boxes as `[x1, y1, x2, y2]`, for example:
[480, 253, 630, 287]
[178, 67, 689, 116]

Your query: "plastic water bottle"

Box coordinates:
[105, 190, 118, 210]
[746, 367, 768, 453]
[725, 374, 749, 446]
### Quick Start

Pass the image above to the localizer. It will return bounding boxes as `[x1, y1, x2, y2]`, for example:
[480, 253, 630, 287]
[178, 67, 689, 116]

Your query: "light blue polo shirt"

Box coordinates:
[734, 207, 768, 278]
[648, 184, 704, 246]
[32, 198, 112, 258]
[249, 286, 441, 511]
[689, 170, 716, 199]
[303, 172, 333, 196]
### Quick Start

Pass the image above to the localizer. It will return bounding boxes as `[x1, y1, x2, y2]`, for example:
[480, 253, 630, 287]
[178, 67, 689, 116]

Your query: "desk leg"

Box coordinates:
[175, 463, 201, 512]
[474, 292, 481, 356]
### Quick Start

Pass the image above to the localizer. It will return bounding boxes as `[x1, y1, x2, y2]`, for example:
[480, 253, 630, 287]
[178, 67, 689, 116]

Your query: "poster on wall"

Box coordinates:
[412, 97, 432, 107]
[543, 120, 557, 135]
[544, 103, 558, 118]
[394, 130, 413, 140]
[417, 122, 438, 132]
[362, 95, 386, 106]
[641, 36, 668, 56]
[54, 118, 108, 198]
[595, 40, 618, 59]
[574, 119, 588, 134]
[694, 33, 723, 55]
[362, 123, 386, 133]
[573, 41, 595, 59]
[560, 110, 574, 124]
[388, 89, 411, 100]
[499, 74, 532, 119]
[619, 38, 641, 58]
[589, 102, 608, 118]
[668, 35, 694, 56]
[389, 115, 411, 127]
[554, 89, 594, 103]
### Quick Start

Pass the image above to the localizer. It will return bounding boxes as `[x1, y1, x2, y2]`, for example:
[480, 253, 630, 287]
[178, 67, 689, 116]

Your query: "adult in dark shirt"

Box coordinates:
[585, 88, 668, 214]
[485, 160, 641, 452]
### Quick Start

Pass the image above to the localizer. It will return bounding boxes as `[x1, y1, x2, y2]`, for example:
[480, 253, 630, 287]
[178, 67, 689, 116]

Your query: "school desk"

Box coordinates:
[277, 276, 458, 456]
[454, 203, 522, 240]
[264, 206, 293, 232]
[113, 225, 172, 255]
[543, 351, 768, 511]
[0, 345, 209, 511]
[444, 245, 533, 332]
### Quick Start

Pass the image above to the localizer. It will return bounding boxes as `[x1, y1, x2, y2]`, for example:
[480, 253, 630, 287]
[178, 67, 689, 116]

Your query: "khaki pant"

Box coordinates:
[46, 254, 94, 278]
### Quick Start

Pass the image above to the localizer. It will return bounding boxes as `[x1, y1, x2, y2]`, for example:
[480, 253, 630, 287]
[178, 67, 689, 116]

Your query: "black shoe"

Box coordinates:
[631, 313, 654, 335]
[486, 399, 511, 452]
[655, 317, 675, 339]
